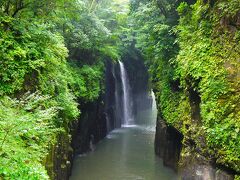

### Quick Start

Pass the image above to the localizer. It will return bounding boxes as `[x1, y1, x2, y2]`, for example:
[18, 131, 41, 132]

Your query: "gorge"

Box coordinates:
[0, 0, 239, 179]
[70, 62, 177, 180]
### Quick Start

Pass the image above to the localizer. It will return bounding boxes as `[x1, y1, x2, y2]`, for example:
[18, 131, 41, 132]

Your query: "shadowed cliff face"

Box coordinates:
[45, 133, 73, 180]
[180, 154, 235, 180]
[45, 97, 107, 180]
[154, 118, 235, 180]
[104, 60, 120, 131]
[71, 98, 107, 155]
[155, 119, 183, 171]
[104, 60, 123, 131]
[122, 50, 151, 116]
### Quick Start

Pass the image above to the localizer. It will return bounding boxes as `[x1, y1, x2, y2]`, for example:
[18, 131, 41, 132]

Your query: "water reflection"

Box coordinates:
[70, 93, 178, 180]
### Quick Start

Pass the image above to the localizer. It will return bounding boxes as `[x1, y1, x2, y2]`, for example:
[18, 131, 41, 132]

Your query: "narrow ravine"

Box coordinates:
[1, 0, 239, 179]
[70, 62, 178, 180]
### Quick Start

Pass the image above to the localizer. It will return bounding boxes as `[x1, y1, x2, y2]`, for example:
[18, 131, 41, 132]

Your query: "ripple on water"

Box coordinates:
[106, 134, 118, 139]
[121, 124, 138, 128]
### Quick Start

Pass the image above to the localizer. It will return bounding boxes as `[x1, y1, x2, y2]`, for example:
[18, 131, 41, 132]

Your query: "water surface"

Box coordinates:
[70, 98, 178, 180]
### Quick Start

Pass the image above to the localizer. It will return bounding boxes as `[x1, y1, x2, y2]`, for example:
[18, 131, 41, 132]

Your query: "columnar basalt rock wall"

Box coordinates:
[71, 98, 107, 155]
[154, 117, 236, 179]
[122, 50, 152, 116]
[155, 118, 183, 171]
[45, 96, 107, 180]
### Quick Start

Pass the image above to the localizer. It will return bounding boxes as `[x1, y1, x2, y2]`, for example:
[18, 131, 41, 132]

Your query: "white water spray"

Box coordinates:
[119, 61, 133, 125]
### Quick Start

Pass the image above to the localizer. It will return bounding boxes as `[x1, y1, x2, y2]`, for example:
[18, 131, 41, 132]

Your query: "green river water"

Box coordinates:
[70, 97, 178, 180]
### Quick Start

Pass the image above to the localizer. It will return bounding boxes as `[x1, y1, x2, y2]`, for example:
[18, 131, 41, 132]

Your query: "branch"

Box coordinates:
[155, 0, 168, 18]
[12, 0, 30, 17]
[3, 0, 11, 15]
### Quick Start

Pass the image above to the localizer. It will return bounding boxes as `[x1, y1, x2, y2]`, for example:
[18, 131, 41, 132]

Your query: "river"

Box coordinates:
[70, 92, 178, 180]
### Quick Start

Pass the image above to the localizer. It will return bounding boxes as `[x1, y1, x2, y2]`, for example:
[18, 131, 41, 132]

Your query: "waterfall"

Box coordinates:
[151, 90, 157, 111]
[119, 61, 133, 125]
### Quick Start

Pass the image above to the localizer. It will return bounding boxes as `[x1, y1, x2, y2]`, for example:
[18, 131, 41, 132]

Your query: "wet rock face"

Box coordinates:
[122, 50, 151, 115]
[104, 60, 118, 131]
[154, 119, 183, 171]
[182, 165, 220, 180]
[45, 92, 107, 180]
[180, 153, 234, 180]
[104, 60, 124, 130]
[154, 119, 235, 180]
[71, 98, 107, 155]
[104, 55, 151, 129]
[45, 133, 73, 180]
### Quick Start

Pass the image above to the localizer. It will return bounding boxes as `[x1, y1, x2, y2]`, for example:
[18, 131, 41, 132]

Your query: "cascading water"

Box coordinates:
[70, 89, 178, 180]
[119, 61, 133, 125]
[70, 61, 178, 180]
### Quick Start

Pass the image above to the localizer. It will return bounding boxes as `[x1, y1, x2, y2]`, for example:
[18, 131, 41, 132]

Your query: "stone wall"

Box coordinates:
[154, 118, 236, 179]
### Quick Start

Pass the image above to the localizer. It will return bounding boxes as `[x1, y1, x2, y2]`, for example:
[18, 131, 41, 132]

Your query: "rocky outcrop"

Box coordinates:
[45, 134, 73, 180]
[155, 118, 183, 171]
[180, 152, 235, 180]
[154, 118, 236, 179]
[44, 94, 107, 180]
[122, 49, 152, 115]
[104, 60, 122, 130]
[71, 97, 107, 155]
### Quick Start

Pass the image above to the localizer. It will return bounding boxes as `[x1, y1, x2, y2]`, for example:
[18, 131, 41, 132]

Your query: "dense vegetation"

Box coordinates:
[129, 0, 240, 178]
[0, 0, 239, 179]
[0, 0, 129, 178]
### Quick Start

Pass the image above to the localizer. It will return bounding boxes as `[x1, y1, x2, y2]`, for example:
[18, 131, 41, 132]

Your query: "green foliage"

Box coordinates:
[0, 15, 68, 95]
[130, 0, 240, 175]
[0, 11, 79, 178]
[175, 0, 240, 172]
[53, 0, 129, 62]
[2, 0, 239, 178]
[177, 2, 189, 15]
[0, 93, 59, 179]
[0, 0, 130, 178]
[129, 0, 182, 125]
[67, 62, 103, 102]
